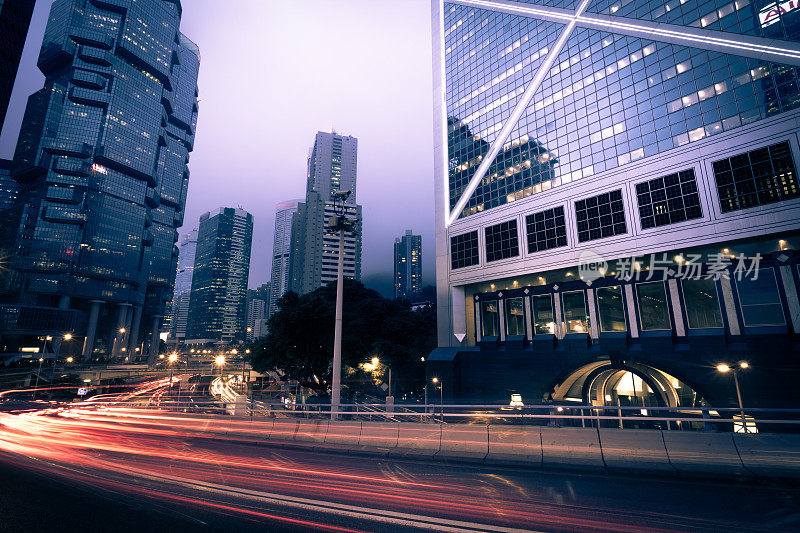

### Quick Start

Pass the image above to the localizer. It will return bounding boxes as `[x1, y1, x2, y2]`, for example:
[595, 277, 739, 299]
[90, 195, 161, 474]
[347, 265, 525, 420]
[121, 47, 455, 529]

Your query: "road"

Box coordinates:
[1, 402, 799, 532]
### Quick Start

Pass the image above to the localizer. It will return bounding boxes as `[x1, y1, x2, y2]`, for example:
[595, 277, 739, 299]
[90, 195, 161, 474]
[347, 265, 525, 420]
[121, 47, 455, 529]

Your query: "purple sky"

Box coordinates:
[0, 0, 436, 295]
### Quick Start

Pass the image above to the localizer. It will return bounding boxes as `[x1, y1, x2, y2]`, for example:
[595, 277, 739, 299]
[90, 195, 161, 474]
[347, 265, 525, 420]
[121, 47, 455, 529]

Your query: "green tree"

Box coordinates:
[250, 279, 435, 397]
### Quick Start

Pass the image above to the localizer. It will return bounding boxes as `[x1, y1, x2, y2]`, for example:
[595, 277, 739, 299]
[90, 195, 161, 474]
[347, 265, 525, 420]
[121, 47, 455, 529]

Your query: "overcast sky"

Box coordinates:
[0, 0, 436, 295]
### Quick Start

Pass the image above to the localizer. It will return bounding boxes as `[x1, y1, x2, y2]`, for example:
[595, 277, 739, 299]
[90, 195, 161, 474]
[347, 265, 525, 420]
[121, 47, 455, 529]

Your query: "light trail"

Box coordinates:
[0, 383, 788, 531]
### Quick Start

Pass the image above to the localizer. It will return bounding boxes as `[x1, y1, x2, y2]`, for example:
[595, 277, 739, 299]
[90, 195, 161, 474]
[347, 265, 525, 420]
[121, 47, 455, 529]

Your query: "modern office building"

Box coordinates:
[268, 199, 300, 316]
[394, 230, 422, 300]
[186, 208, 253, 343]
[0, 0, 36, 133]
[289, 132, 363, 295]
[0, 159, 19, 293]
[430, 0, 800, 412]
[0, 0, 199, 361]
[168, 228, 198, 340]
[246, 283, 269, 340]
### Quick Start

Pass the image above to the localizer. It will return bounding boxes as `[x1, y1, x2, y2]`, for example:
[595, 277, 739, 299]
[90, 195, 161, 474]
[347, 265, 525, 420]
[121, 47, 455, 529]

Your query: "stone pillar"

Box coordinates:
[147, 315, 161, 365]
[82, 300, 103, 361]
[127, 305, 143, 356]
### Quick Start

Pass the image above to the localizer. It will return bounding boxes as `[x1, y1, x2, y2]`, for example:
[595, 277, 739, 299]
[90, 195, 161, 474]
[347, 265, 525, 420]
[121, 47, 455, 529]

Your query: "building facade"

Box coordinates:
[168, 228, 197, 340]
[0, 0, 36, 132]
[394, 230, 422, 300]
[268, 199, 300, 316]
[2, 0, 199, 361]
[186, 208, 253, 343]
[431, 0, 800, 412]
[289, 131, 363, 295]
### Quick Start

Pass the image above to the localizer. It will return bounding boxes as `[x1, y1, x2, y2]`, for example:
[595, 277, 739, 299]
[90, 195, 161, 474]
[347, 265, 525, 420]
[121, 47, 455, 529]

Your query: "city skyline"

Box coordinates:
[0, 0, 437, 294]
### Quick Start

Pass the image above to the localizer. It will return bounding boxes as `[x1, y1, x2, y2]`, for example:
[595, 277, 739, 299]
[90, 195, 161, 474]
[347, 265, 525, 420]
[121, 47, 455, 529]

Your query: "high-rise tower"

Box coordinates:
[168, 228, 198, 340]
[394, 230, 422, 300]
[289, 132, 363, 295]
[268, 199, 300, 315]
[431, 0, 800, 407]
[186, 208, 253, 343]
[2, 0, 199, 361]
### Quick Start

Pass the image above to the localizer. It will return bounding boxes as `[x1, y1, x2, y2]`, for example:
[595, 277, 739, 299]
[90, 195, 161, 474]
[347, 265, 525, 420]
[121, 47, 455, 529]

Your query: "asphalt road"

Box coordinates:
[1, 406, 799, 532]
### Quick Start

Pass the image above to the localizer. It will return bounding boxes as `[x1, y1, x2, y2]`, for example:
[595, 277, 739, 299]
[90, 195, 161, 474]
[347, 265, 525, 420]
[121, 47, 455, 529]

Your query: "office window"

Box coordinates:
[682, 279, 723, 329]
[596, 286, 626, 332]
[481, 300, 500, 338]
[504, 297, 525, 337]
[450, 231, 479, 269]
[575, 190, 626, 242]
[735, 269, 785, 326]
[485, 220, 519, 262]
[531, 294, 555, 335]
[525, 206, 567, 253]
[713, 141, 800, 213]
[636, 169, 702, 229]
[562, 290, 589, 334]
[636, 282, 671, 330]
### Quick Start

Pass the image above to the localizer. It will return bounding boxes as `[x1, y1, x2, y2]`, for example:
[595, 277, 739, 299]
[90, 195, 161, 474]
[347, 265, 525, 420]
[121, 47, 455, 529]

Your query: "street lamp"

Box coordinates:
[717, 361, 751, 433]
[168, 353, 178, 397]
[215, 355, 225, 378]
[369, 357, 392, 398]
[432, 377, 443, 423]
[328, 189, 358, 420]
[32, 357, 45, 400]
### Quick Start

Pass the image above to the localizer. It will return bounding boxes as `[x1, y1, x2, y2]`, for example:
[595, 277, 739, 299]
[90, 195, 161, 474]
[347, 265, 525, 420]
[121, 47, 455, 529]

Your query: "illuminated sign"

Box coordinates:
[760, 0, 799, 27]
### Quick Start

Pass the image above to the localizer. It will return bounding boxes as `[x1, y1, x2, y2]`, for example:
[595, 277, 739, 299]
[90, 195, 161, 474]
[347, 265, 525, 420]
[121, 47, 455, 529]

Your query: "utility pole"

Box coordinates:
[329, 189, 357, 420]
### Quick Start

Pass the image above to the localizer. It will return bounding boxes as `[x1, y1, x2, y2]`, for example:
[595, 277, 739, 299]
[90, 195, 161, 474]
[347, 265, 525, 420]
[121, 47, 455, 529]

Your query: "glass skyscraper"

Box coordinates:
[167, 228, 197, 340]
[268, 199, 300, 316]
[432, 0, 800, 409]
[394, 230, 422, 300]
[2, 0, 199, 361]
[186, 208, 253, 343]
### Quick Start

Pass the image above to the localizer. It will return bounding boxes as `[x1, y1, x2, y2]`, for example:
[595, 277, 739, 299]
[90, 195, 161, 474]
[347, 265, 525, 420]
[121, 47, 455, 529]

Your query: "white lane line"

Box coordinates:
[113, 464, 545, 533]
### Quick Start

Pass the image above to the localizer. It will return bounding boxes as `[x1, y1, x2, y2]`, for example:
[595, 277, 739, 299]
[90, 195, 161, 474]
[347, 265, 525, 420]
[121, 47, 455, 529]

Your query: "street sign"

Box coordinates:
[77, 387, 88, 396]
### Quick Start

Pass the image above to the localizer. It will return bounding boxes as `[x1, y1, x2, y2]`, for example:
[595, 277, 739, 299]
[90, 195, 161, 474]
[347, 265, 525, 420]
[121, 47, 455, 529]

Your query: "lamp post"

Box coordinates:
[32, 357, 44, 400]
[215, 355, 225, 378]
[168, 352, 178, 398]
[717, 361, 750, 433]
[328, 189, 357, 420]
[432, 377, 443, 424]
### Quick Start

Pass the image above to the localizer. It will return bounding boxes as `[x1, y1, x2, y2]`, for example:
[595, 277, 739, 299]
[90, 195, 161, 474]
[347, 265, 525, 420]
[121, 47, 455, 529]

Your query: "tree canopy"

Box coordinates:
[250, 279, 435, 397]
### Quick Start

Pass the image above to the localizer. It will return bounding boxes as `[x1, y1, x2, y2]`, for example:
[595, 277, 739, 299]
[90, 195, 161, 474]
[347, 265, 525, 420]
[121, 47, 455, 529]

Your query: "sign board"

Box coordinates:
[760, 0, 799, 27]
[77, 387, 88, 396]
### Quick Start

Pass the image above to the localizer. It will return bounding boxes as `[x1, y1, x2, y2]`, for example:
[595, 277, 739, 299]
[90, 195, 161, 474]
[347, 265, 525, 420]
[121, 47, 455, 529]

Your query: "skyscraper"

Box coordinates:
[245, 283, 269, 341]
[268, 199, 300, 316]
[289, 132, 363, 295]
[394, 230, 422, 300]
[0, 0, 36, 132]
[186, 208, 253, 343]
[2, 0, 199, 361]
[431, 0, 800, 407]
[168, 228, 198, 341]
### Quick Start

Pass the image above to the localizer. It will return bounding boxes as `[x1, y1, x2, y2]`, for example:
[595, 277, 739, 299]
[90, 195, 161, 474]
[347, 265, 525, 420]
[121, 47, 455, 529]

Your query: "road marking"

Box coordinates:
[114, 465, 545, 533]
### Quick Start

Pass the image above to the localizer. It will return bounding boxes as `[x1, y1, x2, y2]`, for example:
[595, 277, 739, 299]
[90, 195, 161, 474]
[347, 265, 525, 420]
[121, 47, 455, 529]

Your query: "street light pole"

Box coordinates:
[717, 362, 750, 433]
[329, 189, 355, 421]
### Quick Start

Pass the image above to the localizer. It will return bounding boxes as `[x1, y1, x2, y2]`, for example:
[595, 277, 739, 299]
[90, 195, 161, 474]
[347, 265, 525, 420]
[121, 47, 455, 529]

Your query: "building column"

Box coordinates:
[147, 315, 161, 365]
[127, 305, 143, 356]
[778, 265, 800, 334]
[474, 296, 482, 343]
[667, 279, 686, 337]
[498, 297, 506, 341]
[586, 288, 599, 339]
[623, 285, 639, 339]
[719, 277, 741, 335]
[523, 294, 533, 341]
[553, 292, 564, 339]
[82, 300, 103, 361]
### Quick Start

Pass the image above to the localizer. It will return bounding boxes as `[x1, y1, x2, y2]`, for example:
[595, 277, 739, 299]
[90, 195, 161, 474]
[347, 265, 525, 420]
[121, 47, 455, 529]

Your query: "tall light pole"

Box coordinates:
[717, 361, 750, 433]
[215, 355, 225, 378]
[32, 357, 44, 400]
[329, 189, 357, 420]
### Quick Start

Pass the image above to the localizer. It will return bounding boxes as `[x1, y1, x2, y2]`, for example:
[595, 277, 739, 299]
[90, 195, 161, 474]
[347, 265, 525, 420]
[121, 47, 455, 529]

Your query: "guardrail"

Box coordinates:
[81, 399, 800, 479]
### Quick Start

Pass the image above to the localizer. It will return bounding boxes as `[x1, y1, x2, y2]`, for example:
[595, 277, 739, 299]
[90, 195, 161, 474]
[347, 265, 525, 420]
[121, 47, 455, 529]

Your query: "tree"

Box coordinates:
[250, 279, 435, 397]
